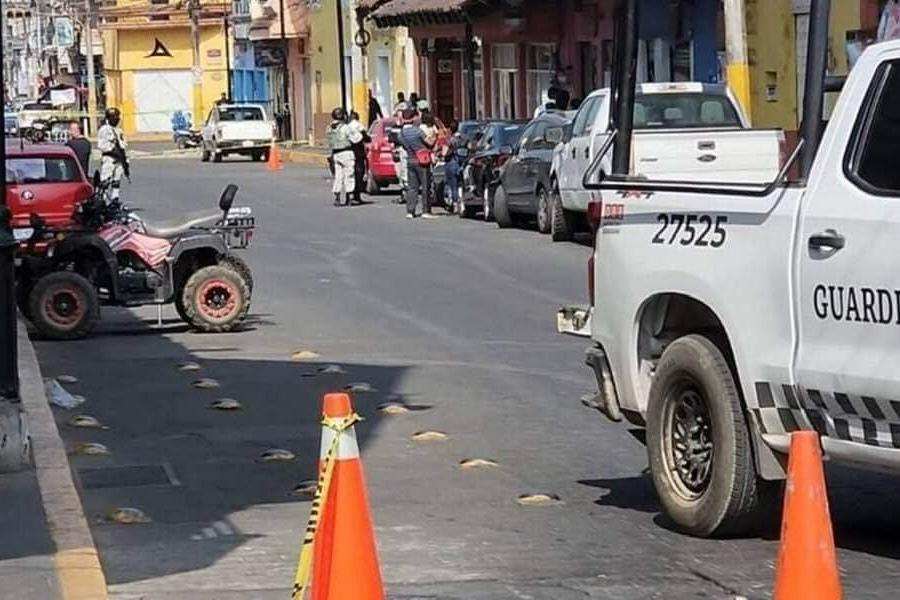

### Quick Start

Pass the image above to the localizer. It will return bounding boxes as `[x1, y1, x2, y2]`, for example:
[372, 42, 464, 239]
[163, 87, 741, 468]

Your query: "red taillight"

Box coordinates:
[586, 199, 602, 307]
[587, 199, 603, 232]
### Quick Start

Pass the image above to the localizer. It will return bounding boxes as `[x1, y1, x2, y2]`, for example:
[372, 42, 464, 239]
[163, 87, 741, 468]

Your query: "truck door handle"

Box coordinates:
[584, 147, 589, 159]
[808, 229, 845, 252]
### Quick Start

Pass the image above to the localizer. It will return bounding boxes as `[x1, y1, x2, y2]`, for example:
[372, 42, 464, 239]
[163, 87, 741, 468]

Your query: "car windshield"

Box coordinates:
[219, 107, 264, 121]
[634, 93, 741, 129]
[497, 124, 525, 147]
[5, 157, 81, 184]
[459, 122, 484, 138]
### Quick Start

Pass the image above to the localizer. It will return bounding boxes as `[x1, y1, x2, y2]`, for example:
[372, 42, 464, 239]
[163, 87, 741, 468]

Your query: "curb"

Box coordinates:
[282, 148, 329, 167]
[17, 320, 109, 600]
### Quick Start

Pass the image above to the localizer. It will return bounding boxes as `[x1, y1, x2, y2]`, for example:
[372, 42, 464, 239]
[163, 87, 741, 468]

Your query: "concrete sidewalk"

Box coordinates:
[0, 321, 108, 600]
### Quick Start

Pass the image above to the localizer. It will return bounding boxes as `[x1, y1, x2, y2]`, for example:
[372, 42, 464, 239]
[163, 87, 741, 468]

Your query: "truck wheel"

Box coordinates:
[218, 255, 253, 294]
[646, 334, 763, 537]
[213, 151, 223, 163]
[28, 272, 98, 340]
[550, 188, 574, 242]
[494, 185, 513, 228]
[181, 265, 250, 333]
[252, 151, 264, 162]
[536, 187, 552, 234]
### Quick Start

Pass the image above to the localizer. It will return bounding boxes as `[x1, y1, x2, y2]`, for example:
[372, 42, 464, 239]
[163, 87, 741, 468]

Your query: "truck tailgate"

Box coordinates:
[633, 128, 782, 183]
[220, 122, 272, 141]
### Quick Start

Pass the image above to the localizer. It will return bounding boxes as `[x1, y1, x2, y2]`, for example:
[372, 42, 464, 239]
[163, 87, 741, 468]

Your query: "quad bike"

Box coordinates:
[15, 181, 255, 340]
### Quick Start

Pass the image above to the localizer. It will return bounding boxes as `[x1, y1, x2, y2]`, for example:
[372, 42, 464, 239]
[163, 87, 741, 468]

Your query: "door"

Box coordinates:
[560, 94, 603, 210]
[133, 69, 193, 133]
[505, 122, 538, 206]
[796, 57, 900, 449]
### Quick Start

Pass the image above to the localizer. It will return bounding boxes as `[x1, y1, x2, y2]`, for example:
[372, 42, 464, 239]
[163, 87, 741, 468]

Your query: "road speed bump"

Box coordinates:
[56, 374, 79, 384]
[106, 507, 151, 524]
[192, 378, 221, 389]
[411, 430, 448, 442]
[345, 382, 376, 393]
[259, 448, 296, 462]
[291, 480, 317, 497]
[318, 364, 347, 375]
[178, 361, 202, 371]
[291, 350, 321, 360]
[208, 398, 242, 411]
[377, 403, 409, 415]
[515, 493, 562, 507]
[68, 415, 107, 429]
[70, 442, 110, 456]
[459, 458, 497, 469]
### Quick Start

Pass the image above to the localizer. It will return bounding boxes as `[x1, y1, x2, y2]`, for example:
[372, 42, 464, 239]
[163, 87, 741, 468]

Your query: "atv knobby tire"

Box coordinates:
[28, 271, 98, 340]
[181, 265, 250, 333]
[218, 255, 254, 294]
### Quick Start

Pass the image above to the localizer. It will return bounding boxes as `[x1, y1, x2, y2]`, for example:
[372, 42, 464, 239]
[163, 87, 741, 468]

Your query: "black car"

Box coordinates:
[493, 111, 571, 233]
[460, 120, 527, 220]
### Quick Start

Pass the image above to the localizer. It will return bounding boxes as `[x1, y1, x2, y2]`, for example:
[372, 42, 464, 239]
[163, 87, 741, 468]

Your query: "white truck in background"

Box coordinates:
[548, 83, 784, 241]
[558, 34, 900, 537]
[201, 104, 276, 163]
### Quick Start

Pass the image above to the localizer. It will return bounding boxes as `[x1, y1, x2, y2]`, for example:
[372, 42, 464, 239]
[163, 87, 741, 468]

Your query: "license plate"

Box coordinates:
[13, 228, 34, 241]
[242, 140, 253, 147]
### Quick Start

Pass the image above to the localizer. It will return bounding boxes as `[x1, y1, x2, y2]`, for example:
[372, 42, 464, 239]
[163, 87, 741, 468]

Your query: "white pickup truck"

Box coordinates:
[559, 40, 900, 537]
[201, 104, 275, 163]
[548, 83, 784, 241]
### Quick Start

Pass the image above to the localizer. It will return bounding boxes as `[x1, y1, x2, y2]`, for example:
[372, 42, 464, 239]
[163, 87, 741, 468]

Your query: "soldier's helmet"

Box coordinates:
[104, 107, 121, 126]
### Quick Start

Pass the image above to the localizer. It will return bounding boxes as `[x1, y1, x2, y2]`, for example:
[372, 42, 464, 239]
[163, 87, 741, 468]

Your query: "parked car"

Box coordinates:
[365, 117, 400, 193]
[201, 104, 275, 163]
[548, 82, 784, 241]
[459, 120, 527, 220]
[493, 111, 571, 232]
[5, 143, 93, 229]
[5, 112, 19, 137]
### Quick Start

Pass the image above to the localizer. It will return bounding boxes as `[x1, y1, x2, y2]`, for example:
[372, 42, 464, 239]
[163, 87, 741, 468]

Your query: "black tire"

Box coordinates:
[201, 149, 210, 162]
[213, 151, 223, 163]
[181, 265, 250, 333]
[252, 152, 263, 162]
[494, 185, 513, 228]
[646, 334, 764, 537]
[218, 254, 253, 294]
[550, 187, 574, 242]
[27, 271, 98, 340]
[366, 171, 380, 195]
[536, 186, 552, 234]
[482, 185, 494, 222]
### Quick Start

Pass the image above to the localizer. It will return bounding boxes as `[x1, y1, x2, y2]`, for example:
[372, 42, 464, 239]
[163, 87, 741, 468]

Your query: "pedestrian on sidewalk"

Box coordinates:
[442, 120, 463, 213]
[348, 110, 370, 204]
[97, 107, 129, 201]
[66, 122, 92, 177]
[368, 90, 383, 126]
[399, 109, 435, 219]
[325, 107, 363, 207]
[393, 92, 408, 116]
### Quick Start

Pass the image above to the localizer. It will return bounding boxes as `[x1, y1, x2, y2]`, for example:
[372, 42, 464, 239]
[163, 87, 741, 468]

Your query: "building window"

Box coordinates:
[461, 45, 485, 119]
[527, 43, 555, 115]
[491, 43, 517, 119]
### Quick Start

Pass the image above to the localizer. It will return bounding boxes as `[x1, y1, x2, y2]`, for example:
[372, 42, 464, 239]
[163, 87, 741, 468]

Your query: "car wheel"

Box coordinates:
[181, 265, 250, 333]
[28, 271, 98, 340]
[213, 151, 223, 163]
[550, 187, 574, 242]
[482, 186, 494, 222]
[494, 185, 513, 228]
[536, 187, 551, 234]
[646, 334, 768, 537]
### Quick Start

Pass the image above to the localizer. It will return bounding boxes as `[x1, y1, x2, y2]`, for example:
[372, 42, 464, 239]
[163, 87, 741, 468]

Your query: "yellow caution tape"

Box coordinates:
[291, 412, 361, 600]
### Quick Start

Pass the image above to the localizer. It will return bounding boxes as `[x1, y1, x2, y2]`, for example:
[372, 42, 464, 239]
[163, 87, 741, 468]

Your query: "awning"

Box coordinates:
[368, 0, 496, 27]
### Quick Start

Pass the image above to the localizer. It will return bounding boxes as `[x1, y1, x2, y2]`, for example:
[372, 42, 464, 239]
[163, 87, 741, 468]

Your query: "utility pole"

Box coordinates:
[723, 0, 752, 123]
[0, 205, 17, 402]
[349, 2, 368, 123]
[223, 13, 232, 101]
[278, 0, 291, 139]
[336, 0, 348, 110]
[464, 21, 476, 118]
[84, 0, 98, 134]
[189, 0, 204, 127]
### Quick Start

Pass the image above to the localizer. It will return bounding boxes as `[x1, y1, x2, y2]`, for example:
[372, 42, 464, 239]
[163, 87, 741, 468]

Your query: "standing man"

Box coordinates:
[325, 107, 362, 207]
[393, 92, 408, 115]
[66, 122, 92, 177]
[399, 108, 435, 219]
[348, 110, 370, 204]
[367, 89, 383, 127]
[97, 107, 129, 201]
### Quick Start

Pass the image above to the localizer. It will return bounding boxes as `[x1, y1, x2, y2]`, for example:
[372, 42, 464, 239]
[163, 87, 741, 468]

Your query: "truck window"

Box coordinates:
[633, 93, 741, 129]
[218, 107, 264, 122]
[850, 61, 900, 194]
[572, 96, 601, 137]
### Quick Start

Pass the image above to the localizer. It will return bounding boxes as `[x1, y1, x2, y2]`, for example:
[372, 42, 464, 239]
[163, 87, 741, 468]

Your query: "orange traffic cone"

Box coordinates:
[310, 393, 384, 600]
[773, 430, 842, 600]
[266, 143, 282, 171]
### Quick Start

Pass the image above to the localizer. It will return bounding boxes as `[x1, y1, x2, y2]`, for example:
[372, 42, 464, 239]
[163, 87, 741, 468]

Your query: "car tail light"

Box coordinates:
[586, 199, 602, 307]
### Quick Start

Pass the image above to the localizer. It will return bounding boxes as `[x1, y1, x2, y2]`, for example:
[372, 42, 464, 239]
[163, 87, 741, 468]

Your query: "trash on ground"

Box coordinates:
[45, 379, 85, 409]
[412, 430, 448, 442]
[107, 507, 151, 524]
[209, 398, 242, 410]
[193, 378, 221, 389]
[259, 448, 296, 462]
[515, 493, 562, 507]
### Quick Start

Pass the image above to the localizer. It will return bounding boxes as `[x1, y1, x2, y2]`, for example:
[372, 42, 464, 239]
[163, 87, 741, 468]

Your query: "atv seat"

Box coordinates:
[142, 210, 222, 239]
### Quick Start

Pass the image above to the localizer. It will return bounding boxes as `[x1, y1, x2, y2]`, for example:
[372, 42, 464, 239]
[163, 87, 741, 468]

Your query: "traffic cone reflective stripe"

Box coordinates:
[773, 430, 842, 600]
[267, 143, 282, 171]
[310, 393, 384, 600]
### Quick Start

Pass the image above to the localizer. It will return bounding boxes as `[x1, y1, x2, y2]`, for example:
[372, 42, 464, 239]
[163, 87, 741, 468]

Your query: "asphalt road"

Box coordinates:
[33, 155, 900, 599]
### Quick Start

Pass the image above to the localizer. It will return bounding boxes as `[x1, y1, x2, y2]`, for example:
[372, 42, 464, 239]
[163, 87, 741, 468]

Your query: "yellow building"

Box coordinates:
[306, 0, 414, 142]
[743, 0, 864, 132]
[101, 0, 230, 137]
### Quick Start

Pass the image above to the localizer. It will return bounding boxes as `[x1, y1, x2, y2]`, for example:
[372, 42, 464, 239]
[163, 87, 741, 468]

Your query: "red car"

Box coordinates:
[5, 143, 92, 229]
[365, 118, 400, 193]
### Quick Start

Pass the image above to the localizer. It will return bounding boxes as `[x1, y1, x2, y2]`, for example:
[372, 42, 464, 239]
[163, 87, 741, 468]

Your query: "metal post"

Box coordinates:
[336, 0, 348, 110]
[189, 0, 204, 128]
[84, 0, 98, 135]
[611, 0, 639, 176]
[0, 205, 18, 402]
[224, 14, 232, 101]
[278, 0, 291, 139]
[799, 0, 831, 179]
[723, 0, 751, 122]
[464, 21, 477, 118]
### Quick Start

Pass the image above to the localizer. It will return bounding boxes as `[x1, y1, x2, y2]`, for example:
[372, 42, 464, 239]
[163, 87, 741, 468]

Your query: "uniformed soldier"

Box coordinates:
[97, 107, 130, 201]
[325, 107, 363, 207]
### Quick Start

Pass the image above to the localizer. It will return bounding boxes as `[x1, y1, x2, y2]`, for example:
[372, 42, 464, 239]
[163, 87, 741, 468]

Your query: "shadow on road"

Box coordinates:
[33, 308, 413, 588]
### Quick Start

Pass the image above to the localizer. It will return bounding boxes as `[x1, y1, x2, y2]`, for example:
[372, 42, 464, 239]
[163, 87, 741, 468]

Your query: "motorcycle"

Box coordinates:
[173, 128, 202, 149]
[16, 176, 255, 340]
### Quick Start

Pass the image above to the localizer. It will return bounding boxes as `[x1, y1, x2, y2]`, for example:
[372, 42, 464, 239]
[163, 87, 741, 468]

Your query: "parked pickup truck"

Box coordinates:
[548, 83, 784, 241]
[558, 39, 900, 538]
[201, 104, 275, 163]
